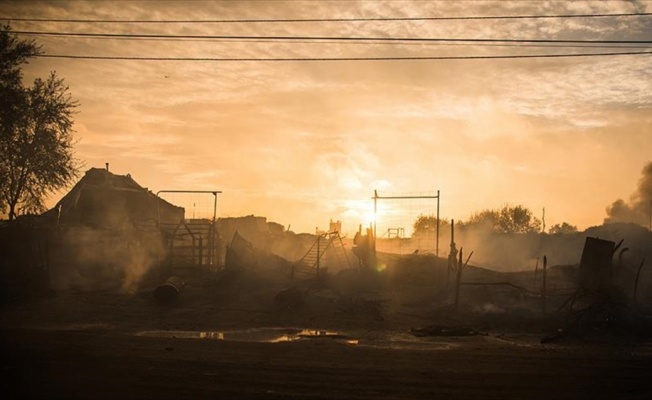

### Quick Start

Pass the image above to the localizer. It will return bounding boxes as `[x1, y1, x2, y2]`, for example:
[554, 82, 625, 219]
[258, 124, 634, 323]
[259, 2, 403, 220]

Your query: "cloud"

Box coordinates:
[5, 0, 652, 234]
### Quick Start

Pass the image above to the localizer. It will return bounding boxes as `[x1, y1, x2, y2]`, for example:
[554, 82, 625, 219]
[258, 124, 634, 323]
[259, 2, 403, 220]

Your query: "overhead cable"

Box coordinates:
[14, 30, 652, 44]
[3, 12, 652, 23]
[32, 33, 650, 49]
[37, 51, 652, 62]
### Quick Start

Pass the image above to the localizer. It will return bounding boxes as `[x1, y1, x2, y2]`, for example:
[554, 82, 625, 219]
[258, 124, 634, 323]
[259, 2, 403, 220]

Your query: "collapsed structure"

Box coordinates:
[1, 167, 186, 295]
[3, 167, 649, 343]
[0, 167, 357, 298]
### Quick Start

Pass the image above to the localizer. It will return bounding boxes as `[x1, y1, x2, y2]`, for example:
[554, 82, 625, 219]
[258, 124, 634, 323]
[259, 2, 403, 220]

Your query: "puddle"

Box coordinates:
[134, 328, 455, 350]
[135, 328, 358, 345]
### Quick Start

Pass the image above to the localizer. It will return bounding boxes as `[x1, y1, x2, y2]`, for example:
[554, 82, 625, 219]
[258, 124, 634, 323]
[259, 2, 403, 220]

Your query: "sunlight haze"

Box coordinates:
[3, 0, 651, 235]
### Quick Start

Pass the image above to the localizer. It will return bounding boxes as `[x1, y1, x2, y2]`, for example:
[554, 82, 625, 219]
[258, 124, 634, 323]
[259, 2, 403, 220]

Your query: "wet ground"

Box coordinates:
[133, 327, 465, 350]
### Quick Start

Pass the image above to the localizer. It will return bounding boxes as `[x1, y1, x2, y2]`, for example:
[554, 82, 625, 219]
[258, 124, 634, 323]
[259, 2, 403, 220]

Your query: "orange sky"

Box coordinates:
[3, 0, 652, 235]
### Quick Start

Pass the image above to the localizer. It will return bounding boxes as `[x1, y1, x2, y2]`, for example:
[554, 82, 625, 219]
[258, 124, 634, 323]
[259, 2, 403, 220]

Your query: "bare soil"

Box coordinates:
[2, 262, 652, 399]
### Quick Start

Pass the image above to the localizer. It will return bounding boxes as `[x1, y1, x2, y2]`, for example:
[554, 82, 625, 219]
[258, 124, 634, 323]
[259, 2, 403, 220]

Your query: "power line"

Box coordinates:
[14, 30, 652, 44]
[36, 51, 652, 62]
[30, 33, 651, 49]
[4, 12, 652, 23]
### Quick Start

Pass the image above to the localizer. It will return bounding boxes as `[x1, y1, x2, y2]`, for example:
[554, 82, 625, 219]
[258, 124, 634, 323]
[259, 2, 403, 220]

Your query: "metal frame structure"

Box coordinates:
[292, 230, 352, 280]
[373, 190, 440, 256]
[156, 190, 221, 267]
[384, 227, 405, 239]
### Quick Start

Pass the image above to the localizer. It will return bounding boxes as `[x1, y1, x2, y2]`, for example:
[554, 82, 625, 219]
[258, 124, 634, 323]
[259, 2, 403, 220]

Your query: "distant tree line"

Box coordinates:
[413, 204, 578, 236]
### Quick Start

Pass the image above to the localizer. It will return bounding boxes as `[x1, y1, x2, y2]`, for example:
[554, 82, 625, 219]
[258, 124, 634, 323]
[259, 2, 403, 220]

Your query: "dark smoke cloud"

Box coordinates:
[605, 161, 652, 227]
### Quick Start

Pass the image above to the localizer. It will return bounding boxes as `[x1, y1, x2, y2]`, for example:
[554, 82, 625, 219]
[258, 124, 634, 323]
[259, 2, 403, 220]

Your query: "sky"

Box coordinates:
[2, 0, 652, 236]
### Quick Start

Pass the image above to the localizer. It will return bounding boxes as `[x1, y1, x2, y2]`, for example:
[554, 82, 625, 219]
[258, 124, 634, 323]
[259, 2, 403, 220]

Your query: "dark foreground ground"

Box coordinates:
[2, 261, 652, 400]
[2, 326, 652, 400]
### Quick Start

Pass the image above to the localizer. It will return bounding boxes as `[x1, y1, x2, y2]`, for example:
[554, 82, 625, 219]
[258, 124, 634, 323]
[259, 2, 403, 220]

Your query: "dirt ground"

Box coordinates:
[2, 258, 652, 399]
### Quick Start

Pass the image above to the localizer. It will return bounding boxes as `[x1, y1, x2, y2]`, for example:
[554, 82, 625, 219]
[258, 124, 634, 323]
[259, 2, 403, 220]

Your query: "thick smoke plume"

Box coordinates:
[605, 161, 652, 227]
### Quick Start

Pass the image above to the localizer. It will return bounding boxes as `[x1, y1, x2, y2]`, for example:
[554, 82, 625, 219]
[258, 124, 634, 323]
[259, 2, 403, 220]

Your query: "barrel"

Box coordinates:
[154, 276, 185, 305]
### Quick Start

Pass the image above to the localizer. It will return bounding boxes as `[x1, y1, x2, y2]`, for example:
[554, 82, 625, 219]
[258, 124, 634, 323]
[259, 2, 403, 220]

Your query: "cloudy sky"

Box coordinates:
[3, 0, 652, 235]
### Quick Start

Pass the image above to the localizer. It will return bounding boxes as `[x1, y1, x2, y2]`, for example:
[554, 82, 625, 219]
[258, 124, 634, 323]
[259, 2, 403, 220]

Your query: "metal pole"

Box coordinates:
[156, 189, 222, 268]
[211, 191, 218, 266]
[373, 190, 378, 253]
[436, 189, 440, 257]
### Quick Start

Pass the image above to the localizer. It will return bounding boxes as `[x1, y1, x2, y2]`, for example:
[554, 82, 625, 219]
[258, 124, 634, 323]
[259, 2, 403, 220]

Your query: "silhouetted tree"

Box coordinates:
[465, 209, 500, 231]
[412, 214, 449, 236]
[548, 222, 578, 235]
[0, 25, 79, 219]
[497, 204, 541, 233]
[464, 205, 541, 233]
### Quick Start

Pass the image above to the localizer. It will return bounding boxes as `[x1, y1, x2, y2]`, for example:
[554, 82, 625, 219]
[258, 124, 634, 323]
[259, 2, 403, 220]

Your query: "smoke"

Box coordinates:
[376, 223, 587, 272]
[120, 232, 163, 293]
[473, 303, 506, 314]
[605, 161, 652, 227]
[48, 226, 163, 293]
[451, 227, 579, 272]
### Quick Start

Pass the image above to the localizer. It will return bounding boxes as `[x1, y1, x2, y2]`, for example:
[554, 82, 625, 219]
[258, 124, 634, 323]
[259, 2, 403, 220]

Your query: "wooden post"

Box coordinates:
[533, 256, 540, 286]
[634, 258, 646, 313]
[168, 233, 174, 270]
[316, 235, 321, 278]
[454, 249, 474, 312]
[454, 248, 463, 311]
[198, 237, 203, 266]
[448, 219, 457, 287]
[542, 255, 548, 315]
[191, 236, 196, 267]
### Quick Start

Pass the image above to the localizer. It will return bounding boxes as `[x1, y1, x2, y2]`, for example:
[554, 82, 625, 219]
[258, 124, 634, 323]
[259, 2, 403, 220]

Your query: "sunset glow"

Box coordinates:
[3, 0, 651, 235]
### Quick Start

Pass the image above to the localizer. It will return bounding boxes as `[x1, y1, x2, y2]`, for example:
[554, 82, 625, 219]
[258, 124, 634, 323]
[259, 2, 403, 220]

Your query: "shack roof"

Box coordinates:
[42, 167, 184, 228]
